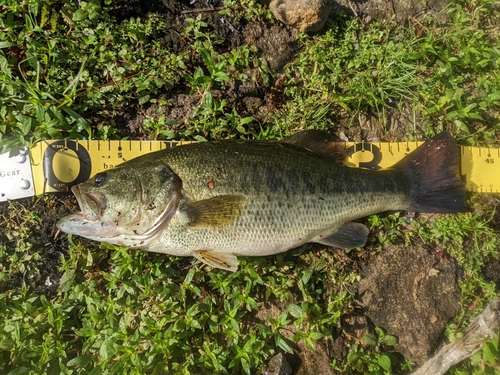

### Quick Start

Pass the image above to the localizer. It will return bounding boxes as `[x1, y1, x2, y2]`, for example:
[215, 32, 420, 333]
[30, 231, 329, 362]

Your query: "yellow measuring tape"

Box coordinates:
[1, 139, 498, 202]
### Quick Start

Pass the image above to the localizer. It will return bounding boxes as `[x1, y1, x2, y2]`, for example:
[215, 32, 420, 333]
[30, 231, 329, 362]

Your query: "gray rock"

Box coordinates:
[266, 353, 293, 375]
[356, 241, 461, 364]
[334, 0, 450, 24]
[243, 22, 298, 72]
[269, 0, 333, 32]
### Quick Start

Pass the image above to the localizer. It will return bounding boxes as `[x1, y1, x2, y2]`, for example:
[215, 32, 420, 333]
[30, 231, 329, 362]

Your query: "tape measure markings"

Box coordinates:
[31, 140, 499, 195]
[0, 140, 498, 202]
[461, 145, 499, 193]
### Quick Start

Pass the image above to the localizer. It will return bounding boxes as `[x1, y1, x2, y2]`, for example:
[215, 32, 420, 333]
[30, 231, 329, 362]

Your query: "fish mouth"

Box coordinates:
[72, 185, 106, 221]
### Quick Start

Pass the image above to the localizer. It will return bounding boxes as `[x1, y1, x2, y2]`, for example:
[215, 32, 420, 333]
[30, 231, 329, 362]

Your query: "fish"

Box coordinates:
[57, 131, 466, 272]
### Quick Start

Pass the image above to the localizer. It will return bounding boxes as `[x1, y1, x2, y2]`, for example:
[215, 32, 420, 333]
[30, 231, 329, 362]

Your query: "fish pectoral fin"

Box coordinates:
[193, 250, 239, 272]
[185, 195, 245, 228]
[313, 222, 369, 248]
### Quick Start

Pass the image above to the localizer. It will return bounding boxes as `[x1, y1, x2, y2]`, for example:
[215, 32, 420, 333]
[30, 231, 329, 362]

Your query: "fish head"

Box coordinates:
[57, 162, 182, 248]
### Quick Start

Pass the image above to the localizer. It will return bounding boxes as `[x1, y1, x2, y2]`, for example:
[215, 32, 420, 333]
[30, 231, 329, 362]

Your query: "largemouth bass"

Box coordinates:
[57, 131, 466, 271]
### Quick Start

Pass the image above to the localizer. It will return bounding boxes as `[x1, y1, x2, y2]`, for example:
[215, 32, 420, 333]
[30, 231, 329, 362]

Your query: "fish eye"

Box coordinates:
[93, 173, 108, 187]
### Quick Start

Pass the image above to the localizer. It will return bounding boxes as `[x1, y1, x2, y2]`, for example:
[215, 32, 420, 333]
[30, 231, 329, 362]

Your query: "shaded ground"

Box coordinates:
[0, 195, 74, 297]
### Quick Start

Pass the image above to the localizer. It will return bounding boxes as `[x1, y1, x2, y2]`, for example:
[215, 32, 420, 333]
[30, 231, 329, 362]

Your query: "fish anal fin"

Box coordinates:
[186, 195, 245, 228]
[313, 222, 369, 248]
[193, 250, 238, 272]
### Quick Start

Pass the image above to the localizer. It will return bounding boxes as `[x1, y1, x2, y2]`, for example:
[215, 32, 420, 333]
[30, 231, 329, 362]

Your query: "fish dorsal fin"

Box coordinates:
[280, 130, 347, 164]
[313, 222, 369, 248]
[185, 195, 245, 228]
[193, 250, 238, 272]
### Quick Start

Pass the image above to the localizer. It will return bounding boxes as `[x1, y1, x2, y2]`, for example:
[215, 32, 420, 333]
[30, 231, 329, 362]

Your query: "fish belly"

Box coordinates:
[148, 188, 406, 257]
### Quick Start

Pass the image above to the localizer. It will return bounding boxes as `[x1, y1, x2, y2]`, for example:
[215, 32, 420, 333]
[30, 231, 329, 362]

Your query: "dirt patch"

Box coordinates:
[120, 88, 203, 138]
[483, 258, 500, 290]
[243, 21, 299, 72]
[0, 195, 75, 297]
[355, 241, 461, 364]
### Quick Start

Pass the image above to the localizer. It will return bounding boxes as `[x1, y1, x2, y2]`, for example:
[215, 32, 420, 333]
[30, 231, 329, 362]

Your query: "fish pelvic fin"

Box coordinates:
[193, 250, 238, 272]
[185, 195, 245, 228]
[393, 131, 466, 213]
[313, 222, 369, 248]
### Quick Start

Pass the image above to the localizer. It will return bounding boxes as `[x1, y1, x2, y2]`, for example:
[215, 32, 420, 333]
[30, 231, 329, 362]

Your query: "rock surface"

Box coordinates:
[294, 338, 336, 375]
[269, 0, 333, 32]
[356, 242, 461, 364]
[334, 0, 450, 24]
[265, 353, 293, 375]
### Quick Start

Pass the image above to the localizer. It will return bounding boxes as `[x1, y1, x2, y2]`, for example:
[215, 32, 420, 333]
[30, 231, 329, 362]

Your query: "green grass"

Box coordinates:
[271, 0, 500, 143]
[1, 0, 500, 374]
[1, 197, 358, 374]
[0, 1, 271, 151]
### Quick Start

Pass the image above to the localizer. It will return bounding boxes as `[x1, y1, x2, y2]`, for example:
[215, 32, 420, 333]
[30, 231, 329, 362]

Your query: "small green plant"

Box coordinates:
[142, 114, 180, 140]
[367, 212, 412, 246]
[449, 334, 500, 375]
[346, 326, 399, 374]
[184, 48, 230, 95]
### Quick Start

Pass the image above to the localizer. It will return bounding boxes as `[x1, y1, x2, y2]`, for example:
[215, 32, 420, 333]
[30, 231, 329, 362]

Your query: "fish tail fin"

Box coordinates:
[393, 132, 466, 213]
